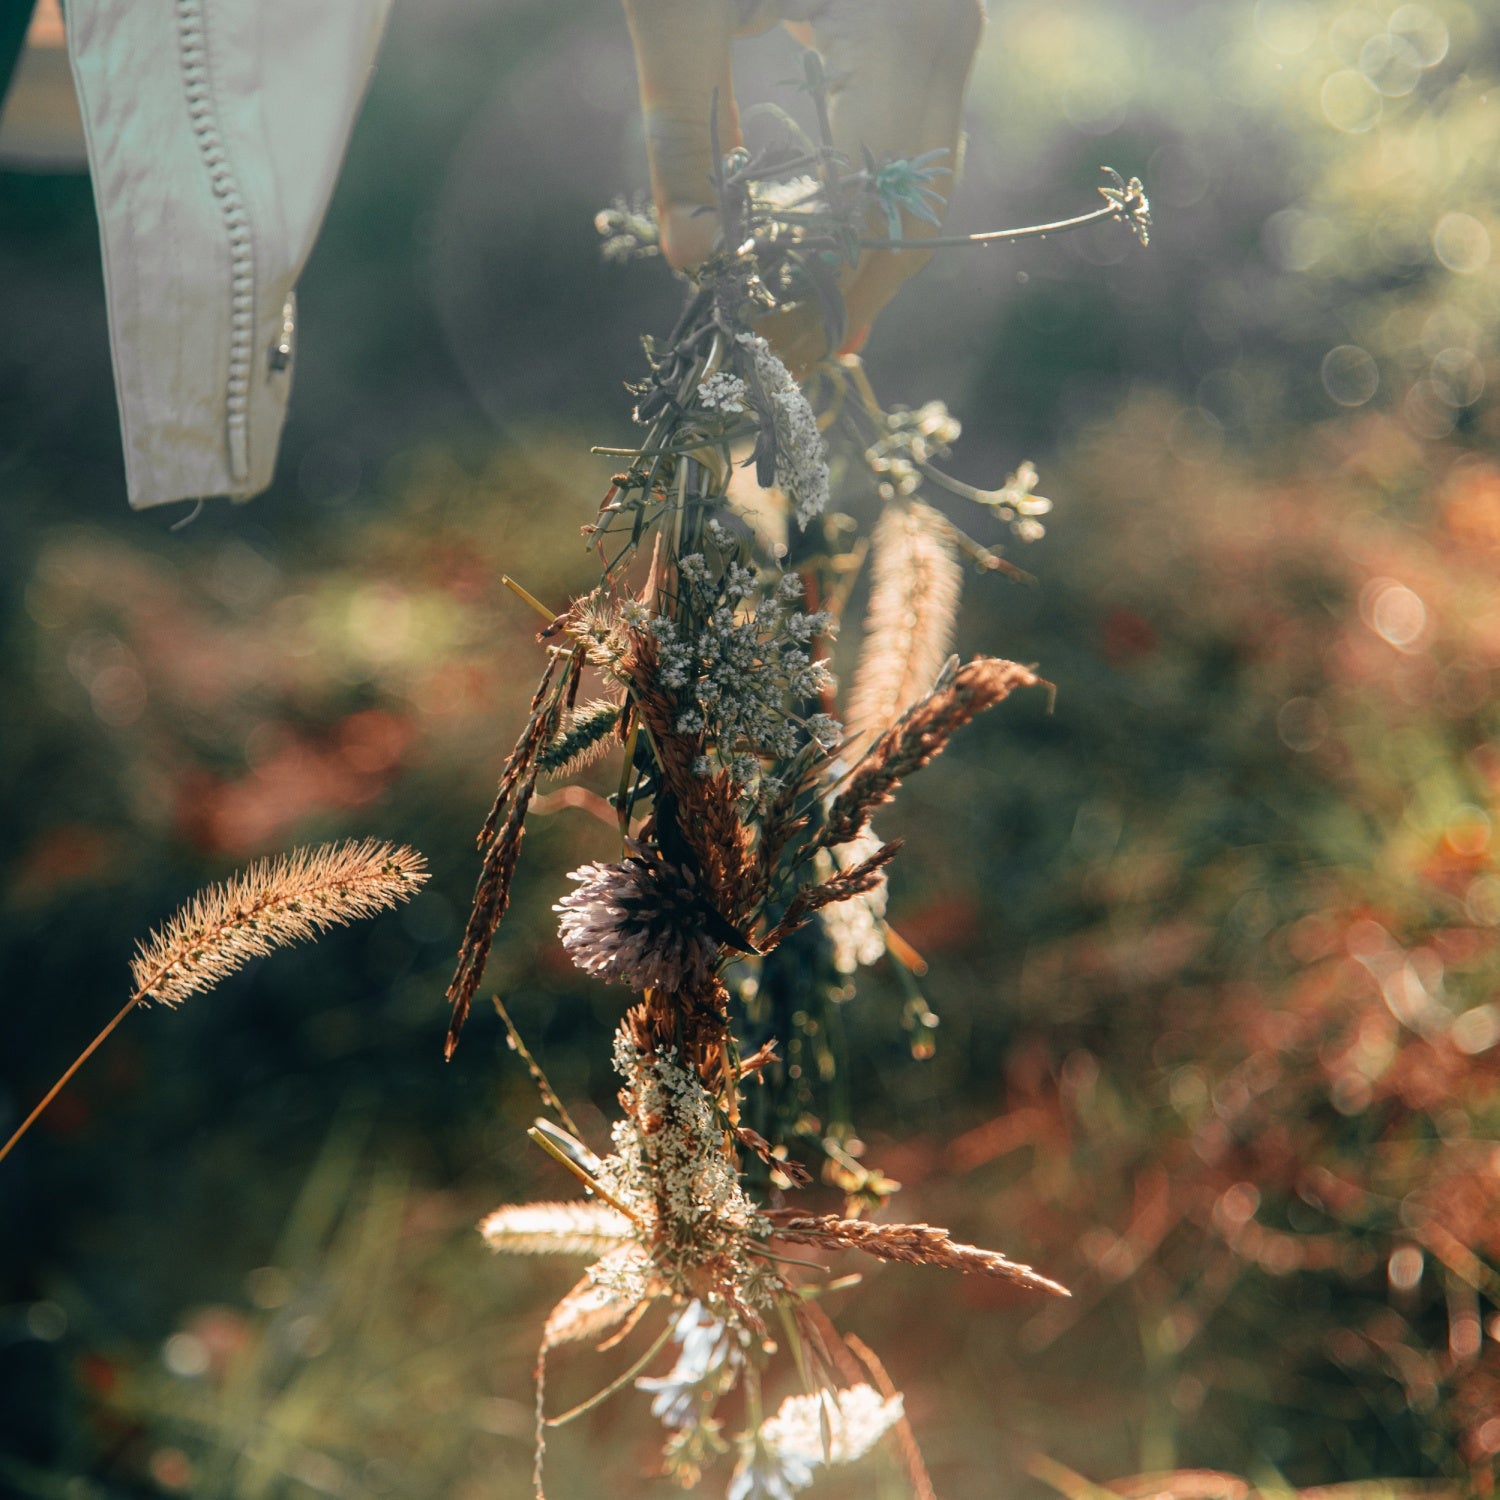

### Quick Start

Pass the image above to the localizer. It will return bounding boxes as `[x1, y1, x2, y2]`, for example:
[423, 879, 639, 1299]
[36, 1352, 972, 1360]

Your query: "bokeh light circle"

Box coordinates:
[1321, 69, 1382, 132]
[1359, 33, 1421, 96]
[1254, 0, 1318, 54]
[1433, 212, 1491, 272]
[1405, 380, 1457, 439]
[1389, 3, 1449, 66]
[1430, 347, 1485, 407]
[1277, 696, 1330, 753]
[1321, 344, 1379, 406]
[1262, 207, 1334, 271]
[1359, 578, 1428, 650]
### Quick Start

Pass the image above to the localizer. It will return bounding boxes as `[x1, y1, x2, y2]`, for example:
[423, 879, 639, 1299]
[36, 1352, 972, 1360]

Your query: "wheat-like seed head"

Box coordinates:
[843, 501, 962, 755]
[764, 1210, 1069, 1296]
[129, 839, 428, 1005]
[480, 1201, 636, 1257]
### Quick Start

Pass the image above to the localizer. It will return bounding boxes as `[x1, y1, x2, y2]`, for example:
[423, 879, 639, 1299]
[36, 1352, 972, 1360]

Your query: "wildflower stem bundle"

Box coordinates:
[451, 51, 1146, 1500]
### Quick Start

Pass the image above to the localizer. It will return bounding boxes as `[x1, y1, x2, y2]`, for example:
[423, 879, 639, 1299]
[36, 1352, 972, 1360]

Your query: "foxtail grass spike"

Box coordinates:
[0, 840, 426, 1167]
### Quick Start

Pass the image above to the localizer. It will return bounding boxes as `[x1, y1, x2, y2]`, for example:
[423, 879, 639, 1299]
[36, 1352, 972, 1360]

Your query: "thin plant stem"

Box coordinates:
[492, 996, 582, 1139]
[503, 575, 560, 623]
[525, 1125, 642, 1226]
[856, 200, 1128, 250]
[543, 1319, 676, 1427]
[845, 1332, 936, 1500]
[0, 992, 142, 1164]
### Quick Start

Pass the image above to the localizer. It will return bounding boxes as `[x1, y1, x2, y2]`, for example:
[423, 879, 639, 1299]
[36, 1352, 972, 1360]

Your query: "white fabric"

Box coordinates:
[65, 0, 393, 509]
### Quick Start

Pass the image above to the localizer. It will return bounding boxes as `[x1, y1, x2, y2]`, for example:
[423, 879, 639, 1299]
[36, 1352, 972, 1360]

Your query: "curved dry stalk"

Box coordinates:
[845, 1331, 936, 1500]
[0, 993, 140, 1166]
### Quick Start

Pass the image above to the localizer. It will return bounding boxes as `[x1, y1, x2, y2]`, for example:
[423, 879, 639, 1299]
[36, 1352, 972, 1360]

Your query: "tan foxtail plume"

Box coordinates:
[479, 1201, 636, 1257]
[0, 839, 428, 1165]
[843, 500, 962, 757]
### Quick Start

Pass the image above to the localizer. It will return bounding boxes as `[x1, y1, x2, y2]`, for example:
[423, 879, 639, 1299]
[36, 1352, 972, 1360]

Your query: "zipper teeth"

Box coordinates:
[176, 0, 253, 482]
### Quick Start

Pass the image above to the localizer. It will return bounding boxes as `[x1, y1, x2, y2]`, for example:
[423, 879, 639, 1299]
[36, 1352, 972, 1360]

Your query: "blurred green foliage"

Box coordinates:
[3, 0, 1500, 1496]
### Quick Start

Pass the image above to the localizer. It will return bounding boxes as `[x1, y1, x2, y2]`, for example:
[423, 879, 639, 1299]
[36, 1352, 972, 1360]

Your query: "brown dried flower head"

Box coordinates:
[555, 847, 720, 993]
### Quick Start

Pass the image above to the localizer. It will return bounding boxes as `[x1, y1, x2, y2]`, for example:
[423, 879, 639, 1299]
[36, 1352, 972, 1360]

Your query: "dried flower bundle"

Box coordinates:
[446, 47, 1146, 1500]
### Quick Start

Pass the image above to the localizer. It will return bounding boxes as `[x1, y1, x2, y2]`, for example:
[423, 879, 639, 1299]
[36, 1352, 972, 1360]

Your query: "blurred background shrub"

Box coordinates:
[2, 0, 1499, 1495]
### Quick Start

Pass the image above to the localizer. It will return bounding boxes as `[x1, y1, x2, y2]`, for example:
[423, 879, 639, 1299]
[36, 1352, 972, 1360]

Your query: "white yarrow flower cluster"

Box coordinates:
[649, 563, 838, 785]
[699, 371, 749, 413]
[738, 332, 831, 528]
[730, 1384, 905, 1499]
[591, 1031, 771, 1307]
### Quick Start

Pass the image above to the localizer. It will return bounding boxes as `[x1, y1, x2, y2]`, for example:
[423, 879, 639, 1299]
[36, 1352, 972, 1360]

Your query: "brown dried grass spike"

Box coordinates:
[823, 657, 1042, 848]
[762, 839, 902, 951]
[765, 1210, 1069, 1296]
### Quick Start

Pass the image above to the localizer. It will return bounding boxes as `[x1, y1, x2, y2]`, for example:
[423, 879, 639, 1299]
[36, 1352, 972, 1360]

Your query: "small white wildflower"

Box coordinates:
[782, 609, 832, 645]
[728, 1445, 815, 1500]
[586, 1244, 655, 1311]
[818, 827, 890, 975]
[636, 1301, 743, 1430]
[699, 372, 750, 414]
[724, 563, 758, 601]
[759, 1384, 904, 1468]
[980, 460, 1052, 540]
[915, 399, 961, 445]
[804, 714, 843, 750]
[1006, 461, 1051, 515]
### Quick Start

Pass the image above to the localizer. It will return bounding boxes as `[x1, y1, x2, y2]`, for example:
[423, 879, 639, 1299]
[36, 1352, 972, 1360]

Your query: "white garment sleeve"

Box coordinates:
[65, 0, 393, 509]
